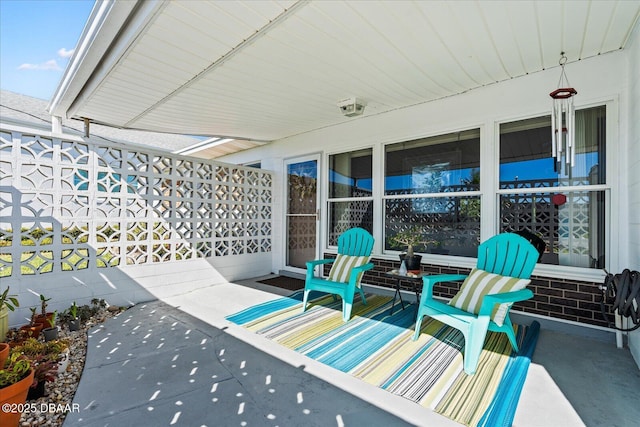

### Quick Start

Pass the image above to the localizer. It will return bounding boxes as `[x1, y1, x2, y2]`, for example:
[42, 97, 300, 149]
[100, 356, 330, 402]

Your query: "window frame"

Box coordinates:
[319, 100, 616, 282]
[494, 101, 614, 280]
[381, 127, 482, 260]
[325, 146, 375, 249]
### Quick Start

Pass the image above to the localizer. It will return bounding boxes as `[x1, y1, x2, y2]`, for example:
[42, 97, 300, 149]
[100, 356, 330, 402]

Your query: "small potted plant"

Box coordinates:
[10, 338, 63, 400]
[0, 350, 34, 426]
[67, 302, 80, 331]
[34, 294, 53, 325]
[47, 340, 70, 374]
[389, 226, 436, 270]
[42, 311, 58, 342]
[26, 355, 58, 400]
[11, 338, 68, 375]
[19, 307, 44, 339]
[1, 287, 19, 342]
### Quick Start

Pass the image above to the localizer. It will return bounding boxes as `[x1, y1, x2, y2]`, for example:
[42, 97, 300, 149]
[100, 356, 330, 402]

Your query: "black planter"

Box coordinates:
[68, 318, 80, 331]
[27, 381, 45, 400]
[399, 254, 422, 271]
[43, 327, 58, 342]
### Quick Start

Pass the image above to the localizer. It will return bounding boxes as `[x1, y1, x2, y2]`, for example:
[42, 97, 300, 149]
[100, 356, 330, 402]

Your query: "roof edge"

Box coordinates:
[47, 0, 162, 119]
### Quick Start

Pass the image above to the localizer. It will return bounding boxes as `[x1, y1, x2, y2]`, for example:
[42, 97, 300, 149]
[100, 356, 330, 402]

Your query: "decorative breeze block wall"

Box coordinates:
[0, 129, 272, 279]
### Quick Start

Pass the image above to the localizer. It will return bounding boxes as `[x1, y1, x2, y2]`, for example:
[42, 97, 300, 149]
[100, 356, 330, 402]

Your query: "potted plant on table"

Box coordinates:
[1, 287, 19, 342]
[389, 226, 436, 271]
[0, 351, 34, 427]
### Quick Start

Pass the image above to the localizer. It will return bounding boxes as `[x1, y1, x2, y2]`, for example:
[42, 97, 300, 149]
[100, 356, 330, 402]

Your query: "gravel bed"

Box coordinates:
[18, 307, 123, 427]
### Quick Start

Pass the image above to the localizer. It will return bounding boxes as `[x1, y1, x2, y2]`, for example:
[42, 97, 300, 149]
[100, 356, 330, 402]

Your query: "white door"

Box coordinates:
[284, 155, 320, 274]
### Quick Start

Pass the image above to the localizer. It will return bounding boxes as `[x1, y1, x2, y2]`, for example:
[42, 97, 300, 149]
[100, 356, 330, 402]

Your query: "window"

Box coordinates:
[384, 129, 481, 257]
[499, 105, 606, 268]
[328, 148, 373, 245]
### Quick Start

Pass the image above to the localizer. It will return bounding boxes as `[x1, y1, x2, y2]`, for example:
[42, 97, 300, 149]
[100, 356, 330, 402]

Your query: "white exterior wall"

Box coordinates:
[626, 21, 640, 367]
[223, 50, 632, 280]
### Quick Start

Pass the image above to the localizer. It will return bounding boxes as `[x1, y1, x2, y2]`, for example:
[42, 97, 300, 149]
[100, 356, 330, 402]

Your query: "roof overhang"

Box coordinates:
[48, 0, 640, 157]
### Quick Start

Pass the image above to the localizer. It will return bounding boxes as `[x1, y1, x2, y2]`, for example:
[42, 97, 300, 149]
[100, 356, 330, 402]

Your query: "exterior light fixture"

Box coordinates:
[550, 52, 577, 172]
[337, 97, 365, 117]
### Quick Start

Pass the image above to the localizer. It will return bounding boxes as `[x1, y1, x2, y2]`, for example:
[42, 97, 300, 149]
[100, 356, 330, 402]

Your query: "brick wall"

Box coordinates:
[323, 253, 612, 328]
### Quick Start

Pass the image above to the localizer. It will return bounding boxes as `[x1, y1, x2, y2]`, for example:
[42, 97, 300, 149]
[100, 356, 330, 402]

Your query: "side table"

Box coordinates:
[385, 270, 424, 315]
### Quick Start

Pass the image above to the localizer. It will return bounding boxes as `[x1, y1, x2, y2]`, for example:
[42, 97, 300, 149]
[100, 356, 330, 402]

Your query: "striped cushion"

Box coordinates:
[449, 268, 530, 326]
[327, 254, 370, 287]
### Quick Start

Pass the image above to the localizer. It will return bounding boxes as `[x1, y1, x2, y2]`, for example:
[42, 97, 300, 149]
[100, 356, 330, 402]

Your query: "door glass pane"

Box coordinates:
[288, 161, 317, 215]
[287, 160, 317, 268]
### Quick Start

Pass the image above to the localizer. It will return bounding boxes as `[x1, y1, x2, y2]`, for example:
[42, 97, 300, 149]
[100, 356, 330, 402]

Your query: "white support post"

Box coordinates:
[52, 115, 63, 134]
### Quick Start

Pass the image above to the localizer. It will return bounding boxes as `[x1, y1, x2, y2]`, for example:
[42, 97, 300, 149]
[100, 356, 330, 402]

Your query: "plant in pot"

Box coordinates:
[389, 226, 436, 271]
[26, 354, 58, 400]
[11, 338, 68, 374]
[42, 311, 58, 342]
[67, 301, 80, 331]
[34, 294, 52, 325]
[0, 350, 34, 427]
[1, 287, 19, 342]
[19, 307, 44, 339]
[10, 338, 62, 399]
[46, 339, 70, 373]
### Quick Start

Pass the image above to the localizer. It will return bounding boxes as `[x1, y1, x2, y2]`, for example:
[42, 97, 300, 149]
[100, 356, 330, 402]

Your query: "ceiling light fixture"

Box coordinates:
[337, 97, 365, 117]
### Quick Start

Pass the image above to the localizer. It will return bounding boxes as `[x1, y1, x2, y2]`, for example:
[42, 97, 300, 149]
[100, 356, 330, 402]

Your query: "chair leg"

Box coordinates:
[302, 289, 310, 313]
[358, 287, 367, 305]
[412, 307, 425, 341]
[463, 321, 490, 375]
[504, 322, 520, 352]
[342, 299, 353, 322]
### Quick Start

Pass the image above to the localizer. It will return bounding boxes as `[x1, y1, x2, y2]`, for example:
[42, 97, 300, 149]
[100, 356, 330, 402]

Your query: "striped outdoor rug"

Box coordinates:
[226, 291, 539, 427]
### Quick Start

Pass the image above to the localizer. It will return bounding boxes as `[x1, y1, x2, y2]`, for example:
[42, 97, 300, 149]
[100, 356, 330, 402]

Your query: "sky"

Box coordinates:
[0, 0, 94, 101]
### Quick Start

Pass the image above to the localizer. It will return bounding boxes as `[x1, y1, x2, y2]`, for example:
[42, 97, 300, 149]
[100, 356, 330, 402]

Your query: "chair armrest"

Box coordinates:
[479, 289, 534, 316]
[422, 274, 468, 299]
[348, 262, 374, 286]
[351, 262, 374, 274]
[306, 259, 335, 269]
[306, 259, 335, 281]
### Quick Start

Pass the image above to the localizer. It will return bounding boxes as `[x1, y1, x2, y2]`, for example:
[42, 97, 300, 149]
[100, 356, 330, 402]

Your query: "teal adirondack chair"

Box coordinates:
[303, 228, 375, 322]
[412, 233, 539, 374]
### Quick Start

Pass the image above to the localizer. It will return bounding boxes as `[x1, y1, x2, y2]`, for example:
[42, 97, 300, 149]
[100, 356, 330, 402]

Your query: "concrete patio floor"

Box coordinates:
[62, 277, 639, 427]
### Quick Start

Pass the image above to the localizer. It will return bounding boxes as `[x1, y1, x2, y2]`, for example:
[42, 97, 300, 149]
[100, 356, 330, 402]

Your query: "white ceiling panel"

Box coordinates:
[50, 0, 640, 155]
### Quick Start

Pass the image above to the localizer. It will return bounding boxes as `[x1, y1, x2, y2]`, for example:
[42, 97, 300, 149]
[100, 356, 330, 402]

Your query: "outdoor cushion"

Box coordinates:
[449, 267, 530, 326]
[327, 254, 370, 287]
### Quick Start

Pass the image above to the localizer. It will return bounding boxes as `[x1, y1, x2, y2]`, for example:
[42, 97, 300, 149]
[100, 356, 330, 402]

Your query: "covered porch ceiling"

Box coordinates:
[48, 0, 640, 157]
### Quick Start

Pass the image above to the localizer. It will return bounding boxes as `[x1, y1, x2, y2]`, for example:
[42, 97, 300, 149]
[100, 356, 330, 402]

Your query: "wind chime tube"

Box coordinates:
[551, 101, 557, 158]
[569, 98, 576, 167]
[564, 98, 570, 167]
[556, 99, 563, 159]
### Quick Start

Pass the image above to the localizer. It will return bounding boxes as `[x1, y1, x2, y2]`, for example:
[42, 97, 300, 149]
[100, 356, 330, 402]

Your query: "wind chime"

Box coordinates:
[550, 52, 577, 174]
